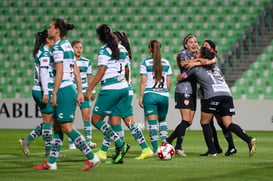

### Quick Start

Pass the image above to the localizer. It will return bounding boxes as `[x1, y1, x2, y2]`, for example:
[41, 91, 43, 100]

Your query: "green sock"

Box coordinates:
[27, 123, 42, 142]
[148, 120, 158, 153]
[42, 123, 52, 152]
[94, 120, 123, 147]
[68, 129, 94, 160]
[101, 136, 111, 152]
[83, 121, 92, 143]
[159, 118, 168, 140]
[129, 123, 148, 149]
[112, 124, 124, 142]
[68, 137, 74, 145]
[48, 132, 63, 164]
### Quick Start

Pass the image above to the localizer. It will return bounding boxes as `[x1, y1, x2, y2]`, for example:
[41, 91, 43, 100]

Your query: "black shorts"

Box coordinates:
[201, 96, 235, 116]
[175, 92, 197, 111]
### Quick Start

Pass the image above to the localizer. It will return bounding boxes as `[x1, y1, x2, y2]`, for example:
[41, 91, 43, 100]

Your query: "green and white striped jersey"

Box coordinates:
[52, 39, 75, 88]
[98, 44, 129, 90]
[75, 56, 92, 94]
[33, 45, 54, 93]
[140, 56, 172, 97]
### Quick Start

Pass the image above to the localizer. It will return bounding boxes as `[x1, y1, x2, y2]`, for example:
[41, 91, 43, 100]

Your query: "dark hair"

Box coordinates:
[148, 40, 162, 83]
[71, 40, 81, 47]
[200, 47, 216, 70]
[52, 18, 75, 38]
[32, 29, 48, 58]
[183, 34, 197, 49]
[96, 24, 120, 60]
[113, 31, 132, 60]
[204, 39, 216, 50]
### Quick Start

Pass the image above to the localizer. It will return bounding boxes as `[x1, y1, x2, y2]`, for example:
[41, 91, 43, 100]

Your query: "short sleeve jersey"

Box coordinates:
[140, 56, 172, 97]
[186, 64, 231, 99]
[52, 39, 75, 88]
[75, 56, 92, 94]
[33, 45, 54, 91]
[98, 44, 129, 90]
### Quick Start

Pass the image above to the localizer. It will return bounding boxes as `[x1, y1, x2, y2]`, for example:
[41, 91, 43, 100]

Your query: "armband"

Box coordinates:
[181, 72, 188, 78]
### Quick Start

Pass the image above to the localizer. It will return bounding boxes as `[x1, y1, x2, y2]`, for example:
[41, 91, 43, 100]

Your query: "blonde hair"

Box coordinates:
[148, 40, 162, 83]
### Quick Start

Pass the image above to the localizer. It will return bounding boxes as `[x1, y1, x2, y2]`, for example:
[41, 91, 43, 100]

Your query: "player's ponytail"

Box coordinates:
[96, 24, 120, 60]
[53, 18, 75, 38]
[32, 29, 48, 58]
[113, 31, 133, 60]
[149, 40, 162, 83]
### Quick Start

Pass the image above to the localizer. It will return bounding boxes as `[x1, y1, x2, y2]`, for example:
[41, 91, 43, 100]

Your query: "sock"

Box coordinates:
[175, 120, 190, 150]
[218, 121, 235, 149]
[201, 124, 216, 153]
[228, 123, 251, 143]
[148, 120, 158, 153]
[83, 121, 92, 143]
[158, 118, 168, 140]
[42, 123, 52, 152]
[68, 137, 74, 145]
[48, 132, 64, 164]
[94, 120, 123, 147]
[112, 124, 124, 142]
[68, 129, 94, 160]
[101, 136, 111, 152]
[27, 123, 42, 142]
[128, 123, 148, 149]
[210, 121, 221, 151]
[166, 121, 181, 144]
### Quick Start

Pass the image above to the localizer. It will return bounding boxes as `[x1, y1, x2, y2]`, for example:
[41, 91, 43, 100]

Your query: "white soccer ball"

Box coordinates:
[157, 143, 175, 160]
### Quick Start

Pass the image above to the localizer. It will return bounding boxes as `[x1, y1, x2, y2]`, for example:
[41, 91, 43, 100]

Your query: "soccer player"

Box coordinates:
[95, 31, 153, 162]
[178, 46, 256, 156]
[84, 24, 130, 164]
[139, 40, 172, 153]
[19, 29, 54, 157]
[34, 18, 100, 171]
[68, 40, 96, 150]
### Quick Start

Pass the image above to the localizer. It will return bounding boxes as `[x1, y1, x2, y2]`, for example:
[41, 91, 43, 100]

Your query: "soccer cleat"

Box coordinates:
[88, 141, 97, 149]
[33, 161, 57, 170]
[114, 143, 130, 164]
[175, 149, 187, 157]
[69, 144, 76, 150]
[248, 137, 256, 157]
[217, 148, 223, 154]
[82, 156, 100, 171]
[94, 150, 107, 161]
[19, 138, 30, 157]
[105, 159, 123, 164]
[135, 147, 154, 160]
[200, 152, 217, 157]
[225, 148, 237, 156]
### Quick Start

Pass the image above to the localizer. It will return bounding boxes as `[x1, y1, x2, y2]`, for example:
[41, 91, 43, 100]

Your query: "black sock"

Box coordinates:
[201, 124, 216, 153]
[218, 121, 235, 149]
[166, 122, 181, 144]
[175, 120, 190, 150]
[210, 121, 221, 151]
[228, 123, 251, 144]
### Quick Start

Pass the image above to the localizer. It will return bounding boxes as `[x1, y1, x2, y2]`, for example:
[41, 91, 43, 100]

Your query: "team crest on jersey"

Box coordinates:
[184, 100, 189, 105]
[184, 93, 190, 99]
[43, 59, 48, 62]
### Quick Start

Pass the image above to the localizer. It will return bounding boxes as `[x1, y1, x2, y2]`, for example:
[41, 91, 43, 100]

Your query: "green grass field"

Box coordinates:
[0, 129, 272, 181]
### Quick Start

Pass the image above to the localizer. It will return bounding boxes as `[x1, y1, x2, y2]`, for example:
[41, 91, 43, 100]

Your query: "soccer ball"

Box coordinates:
[157, 143, 175, 160]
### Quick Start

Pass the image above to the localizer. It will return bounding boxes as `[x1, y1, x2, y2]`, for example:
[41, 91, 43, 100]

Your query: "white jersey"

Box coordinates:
[98, 44, 129, 90]
[32, 45, 54, 93]
[52, 39, 75, 88]
[140, 56, 172, 97]
[75, 56, 92, 94]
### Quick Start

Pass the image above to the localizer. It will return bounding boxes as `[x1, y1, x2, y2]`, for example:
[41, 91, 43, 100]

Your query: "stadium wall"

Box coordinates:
[0, 98, 273, 130]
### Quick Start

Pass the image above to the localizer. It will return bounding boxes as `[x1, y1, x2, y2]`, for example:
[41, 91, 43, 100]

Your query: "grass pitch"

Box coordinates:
[0, 129, 272, 181]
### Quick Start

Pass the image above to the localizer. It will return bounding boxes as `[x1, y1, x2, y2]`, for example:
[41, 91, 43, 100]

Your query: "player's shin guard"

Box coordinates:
[148, 120, 158, 153]
[129, 123, 148, 149]
[227, 123, 251, 143]
[27, 123, 43, 142]
[201, 124, 216, 154]
[175, 120, 190, 150]
[42, 123, 52, 152]
[48, 131, 64, 164]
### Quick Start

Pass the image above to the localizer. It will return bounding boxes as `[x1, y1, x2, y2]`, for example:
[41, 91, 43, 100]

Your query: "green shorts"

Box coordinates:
[79, 100, 91, 109]
[93, 88, 129, 117]
[143, 92, 169, 118]
[32, 90, 53, 114]
[53, 85, 77, 122]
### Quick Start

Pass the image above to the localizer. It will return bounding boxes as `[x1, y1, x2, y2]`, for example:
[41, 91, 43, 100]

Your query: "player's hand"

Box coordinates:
[84, 91, 90, 101]
[90, 93, 96, 101]
[77, 93, 84, 106]
[139, 97, 144, 108]
[42, 94, 49, 104]
[50, 94, 58, 107]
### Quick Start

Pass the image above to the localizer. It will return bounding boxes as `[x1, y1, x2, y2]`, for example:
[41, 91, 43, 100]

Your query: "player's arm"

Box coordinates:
[39, 56, 50, 104]
[73, 63, 84, 105]
[139, 74, 146, 108]
[87, 74, 96, 101]
[166, 75, 172, 92]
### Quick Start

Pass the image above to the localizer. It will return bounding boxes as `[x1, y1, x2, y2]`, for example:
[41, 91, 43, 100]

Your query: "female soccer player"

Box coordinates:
[19, 29, 54, 157]
[166, 34, 199, 156]
[95, 31, 153, 162]
[68, 40, 96, 150]
[178, 47, 256, 156]
[34, 19, 99, 171]
[84, 24, 130, 164]
[139, 40, 172, 153]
